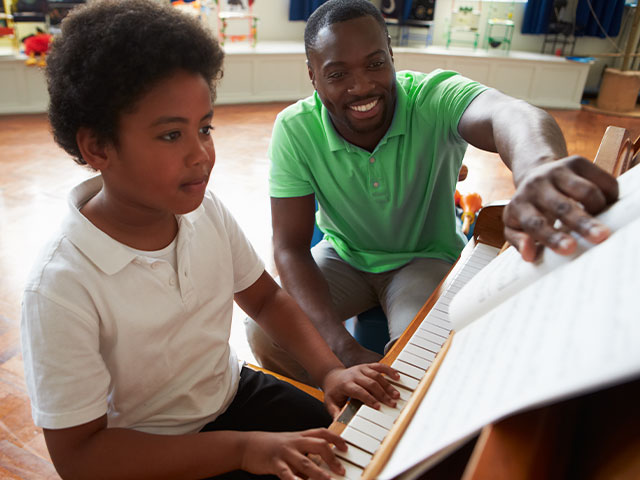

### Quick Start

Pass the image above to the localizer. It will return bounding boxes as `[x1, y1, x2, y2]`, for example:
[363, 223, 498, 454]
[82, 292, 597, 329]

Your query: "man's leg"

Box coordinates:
[375, 257, 453, 351]
[244, 240, 377, 383]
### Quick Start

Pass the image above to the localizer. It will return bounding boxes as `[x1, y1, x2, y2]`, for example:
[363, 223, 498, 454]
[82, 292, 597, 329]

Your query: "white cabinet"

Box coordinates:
[0, 43, 591, 114]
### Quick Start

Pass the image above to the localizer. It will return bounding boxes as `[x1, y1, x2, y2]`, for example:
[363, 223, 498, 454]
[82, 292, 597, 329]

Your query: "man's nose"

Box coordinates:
[347, 70, 374, 96]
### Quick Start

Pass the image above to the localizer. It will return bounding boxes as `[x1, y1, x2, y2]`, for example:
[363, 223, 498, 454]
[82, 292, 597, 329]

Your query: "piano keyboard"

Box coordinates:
[325, 242, 500, 479]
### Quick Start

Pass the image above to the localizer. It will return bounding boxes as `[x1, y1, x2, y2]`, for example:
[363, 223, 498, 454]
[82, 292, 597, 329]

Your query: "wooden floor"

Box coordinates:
[0, 103, 638, 479]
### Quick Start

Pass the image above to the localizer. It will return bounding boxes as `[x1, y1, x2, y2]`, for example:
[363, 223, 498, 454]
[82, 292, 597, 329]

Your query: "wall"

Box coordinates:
[209, 0, 635, 92]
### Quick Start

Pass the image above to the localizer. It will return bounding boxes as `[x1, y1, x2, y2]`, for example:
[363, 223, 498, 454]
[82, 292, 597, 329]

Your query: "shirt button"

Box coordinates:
[370, 157, 375, 164]
[151, 262, 160, 270]
[169, 278, 176, 286]
[373, 182, 379, 188]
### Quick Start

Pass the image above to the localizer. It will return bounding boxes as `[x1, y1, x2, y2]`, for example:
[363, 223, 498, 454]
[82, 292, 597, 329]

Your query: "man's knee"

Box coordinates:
[243, 317, 313, 385]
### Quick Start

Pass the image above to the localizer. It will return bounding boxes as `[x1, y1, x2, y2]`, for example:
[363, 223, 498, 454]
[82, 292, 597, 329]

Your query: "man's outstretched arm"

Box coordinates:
[458, 88, 619, 261]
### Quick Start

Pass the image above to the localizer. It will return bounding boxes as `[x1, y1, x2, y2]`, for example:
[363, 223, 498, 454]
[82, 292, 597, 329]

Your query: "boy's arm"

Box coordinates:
[43, 414, 349, 480]
[457, 88, 619, 262]
[235, 269, 399, 417]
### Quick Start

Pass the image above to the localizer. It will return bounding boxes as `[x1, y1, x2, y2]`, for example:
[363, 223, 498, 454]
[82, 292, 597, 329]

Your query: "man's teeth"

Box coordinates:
[350, 99, 378, 112]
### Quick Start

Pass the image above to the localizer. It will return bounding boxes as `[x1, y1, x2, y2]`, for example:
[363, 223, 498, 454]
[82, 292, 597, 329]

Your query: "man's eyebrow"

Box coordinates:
[150, 110, 213, 127]
[321, 49, 387, 71]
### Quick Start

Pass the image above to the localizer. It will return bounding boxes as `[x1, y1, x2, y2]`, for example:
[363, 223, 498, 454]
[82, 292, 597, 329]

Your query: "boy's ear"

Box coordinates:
[76, 127, 110, 170]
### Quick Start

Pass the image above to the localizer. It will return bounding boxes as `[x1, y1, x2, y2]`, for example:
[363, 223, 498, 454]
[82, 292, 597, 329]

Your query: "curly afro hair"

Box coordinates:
[304, 0, 388, 58]
[46, 0, 224, 165]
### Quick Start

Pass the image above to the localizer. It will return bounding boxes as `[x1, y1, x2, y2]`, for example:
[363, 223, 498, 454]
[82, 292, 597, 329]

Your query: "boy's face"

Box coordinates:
[101, 70, 215, 216]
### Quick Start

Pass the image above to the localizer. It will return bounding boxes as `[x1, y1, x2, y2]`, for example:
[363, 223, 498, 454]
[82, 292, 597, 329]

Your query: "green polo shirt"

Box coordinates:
[269, 69, 487, 273]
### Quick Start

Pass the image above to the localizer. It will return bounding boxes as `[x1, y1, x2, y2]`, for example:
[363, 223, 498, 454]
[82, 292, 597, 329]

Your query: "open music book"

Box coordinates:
[379, 165, 640, 480]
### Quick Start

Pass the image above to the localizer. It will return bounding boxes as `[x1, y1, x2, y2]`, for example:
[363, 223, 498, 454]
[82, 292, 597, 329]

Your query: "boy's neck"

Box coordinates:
[80, 190, 179, 251]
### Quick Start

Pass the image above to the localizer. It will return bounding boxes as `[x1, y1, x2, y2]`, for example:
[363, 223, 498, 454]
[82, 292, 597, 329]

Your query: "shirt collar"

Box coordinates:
[319, 77, 408, 154]
[64, 175, 199, 275]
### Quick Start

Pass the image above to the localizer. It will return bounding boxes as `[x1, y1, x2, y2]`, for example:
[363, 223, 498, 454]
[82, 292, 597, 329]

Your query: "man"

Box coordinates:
[246, 0, 618, 383]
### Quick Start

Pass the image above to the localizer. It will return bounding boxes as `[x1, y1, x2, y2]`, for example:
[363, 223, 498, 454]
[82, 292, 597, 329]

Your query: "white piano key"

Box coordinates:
[455, 270, 475, 282]
[410, 330, 446, 353]
[394, 397, 408, 410]
[391, 359, 425, 380]
[392, 385, 412, 402]
[334, 443, 372, 469]
[320, 459, 364, 480]
[377, 403, 402, 422]
[350, 415, 389, 442]
[435, 296, 452, 308]
[342, 425, 381, 455]
[406, 338, 439, 357]
[417, 322, 450, 338]
[424, 312, 451, 330]
[388, 371, 419, 390]
[398, 349, 432, 370]
[357, 405, 396, 429]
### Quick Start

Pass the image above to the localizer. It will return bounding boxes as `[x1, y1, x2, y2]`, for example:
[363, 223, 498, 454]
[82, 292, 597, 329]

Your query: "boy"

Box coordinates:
[20, 1, 399, 478]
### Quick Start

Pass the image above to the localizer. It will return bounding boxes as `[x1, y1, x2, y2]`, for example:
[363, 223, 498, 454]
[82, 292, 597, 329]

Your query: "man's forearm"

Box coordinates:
[492, 100, 569, 185]
[460, 90, 569, 183]
[274, 247, 365, 362]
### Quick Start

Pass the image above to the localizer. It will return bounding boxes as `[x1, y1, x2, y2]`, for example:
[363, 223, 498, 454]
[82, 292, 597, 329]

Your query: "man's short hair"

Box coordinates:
[46, 0, 224, 165]
[304, 0, 388, 58]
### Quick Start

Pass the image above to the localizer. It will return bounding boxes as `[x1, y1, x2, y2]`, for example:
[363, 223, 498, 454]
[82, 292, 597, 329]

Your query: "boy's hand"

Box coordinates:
[241, 429, 347, 480]
[322, 364, 400, 418]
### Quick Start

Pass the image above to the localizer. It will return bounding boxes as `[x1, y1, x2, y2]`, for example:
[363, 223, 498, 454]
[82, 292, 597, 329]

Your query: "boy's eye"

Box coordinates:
[161, 131, 181, 141]
[200, 125, 214, 135]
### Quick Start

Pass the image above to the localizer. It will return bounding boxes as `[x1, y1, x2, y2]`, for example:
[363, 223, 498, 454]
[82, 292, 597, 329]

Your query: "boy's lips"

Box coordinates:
[181, 175, 209, 191]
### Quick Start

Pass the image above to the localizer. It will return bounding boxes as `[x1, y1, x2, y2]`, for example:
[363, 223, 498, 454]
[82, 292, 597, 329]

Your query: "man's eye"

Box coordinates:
[200, 125, 214, 135]
[328, 72, 345, 79]
[161, 131, 181, 141]
[369, 61, 384, 68]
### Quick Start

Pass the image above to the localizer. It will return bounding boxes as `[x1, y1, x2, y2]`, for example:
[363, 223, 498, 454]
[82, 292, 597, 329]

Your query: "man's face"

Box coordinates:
[307, 15, 396, 150]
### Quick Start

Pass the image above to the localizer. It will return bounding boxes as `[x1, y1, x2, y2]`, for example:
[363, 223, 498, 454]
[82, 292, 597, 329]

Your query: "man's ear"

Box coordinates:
[76, 127, 111, 171]
[387, 36, 394, 63]
[306, 60, 316, 90]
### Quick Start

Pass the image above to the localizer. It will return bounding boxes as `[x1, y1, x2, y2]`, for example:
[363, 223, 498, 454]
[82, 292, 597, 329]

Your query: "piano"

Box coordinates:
[316, 126, 640, 480]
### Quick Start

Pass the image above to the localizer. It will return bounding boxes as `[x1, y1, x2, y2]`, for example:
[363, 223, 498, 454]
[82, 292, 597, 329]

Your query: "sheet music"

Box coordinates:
[449, 164, 640, 331]
[380, 214, 640, 480]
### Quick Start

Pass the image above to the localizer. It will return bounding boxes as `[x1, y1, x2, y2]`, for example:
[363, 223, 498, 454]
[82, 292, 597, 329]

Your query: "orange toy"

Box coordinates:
[460, 192, 482, 235]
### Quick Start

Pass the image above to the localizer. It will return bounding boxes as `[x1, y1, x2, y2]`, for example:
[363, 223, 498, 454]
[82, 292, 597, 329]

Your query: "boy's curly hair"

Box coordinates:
[46, 0, 224, 165]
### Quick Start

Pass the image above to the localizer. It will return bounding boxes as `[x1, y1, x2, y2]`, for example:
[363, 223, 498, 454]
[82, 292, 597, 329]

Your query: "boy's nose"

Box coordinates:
[187, 139, 212, 166]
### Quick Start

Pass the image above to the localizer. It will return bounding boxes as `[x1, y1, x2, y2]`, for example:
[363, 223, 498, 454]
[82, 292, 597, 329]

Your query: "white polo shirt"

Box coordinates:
[21, 176, 264, 434]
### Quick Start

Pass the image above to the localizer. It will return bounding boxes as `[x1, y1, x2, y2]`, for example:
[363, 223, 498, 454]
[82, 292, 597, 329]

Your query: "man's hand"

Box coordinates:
[241, 429, 348, 480]
[321, 364, 400, 418]
[503, 156, 619, 262]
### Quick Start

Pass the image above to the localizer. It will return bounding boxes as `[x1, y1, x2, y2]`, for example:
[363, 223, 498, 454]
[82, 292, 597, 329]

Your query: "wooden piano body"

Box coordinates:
[324, 126, 640, 480]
